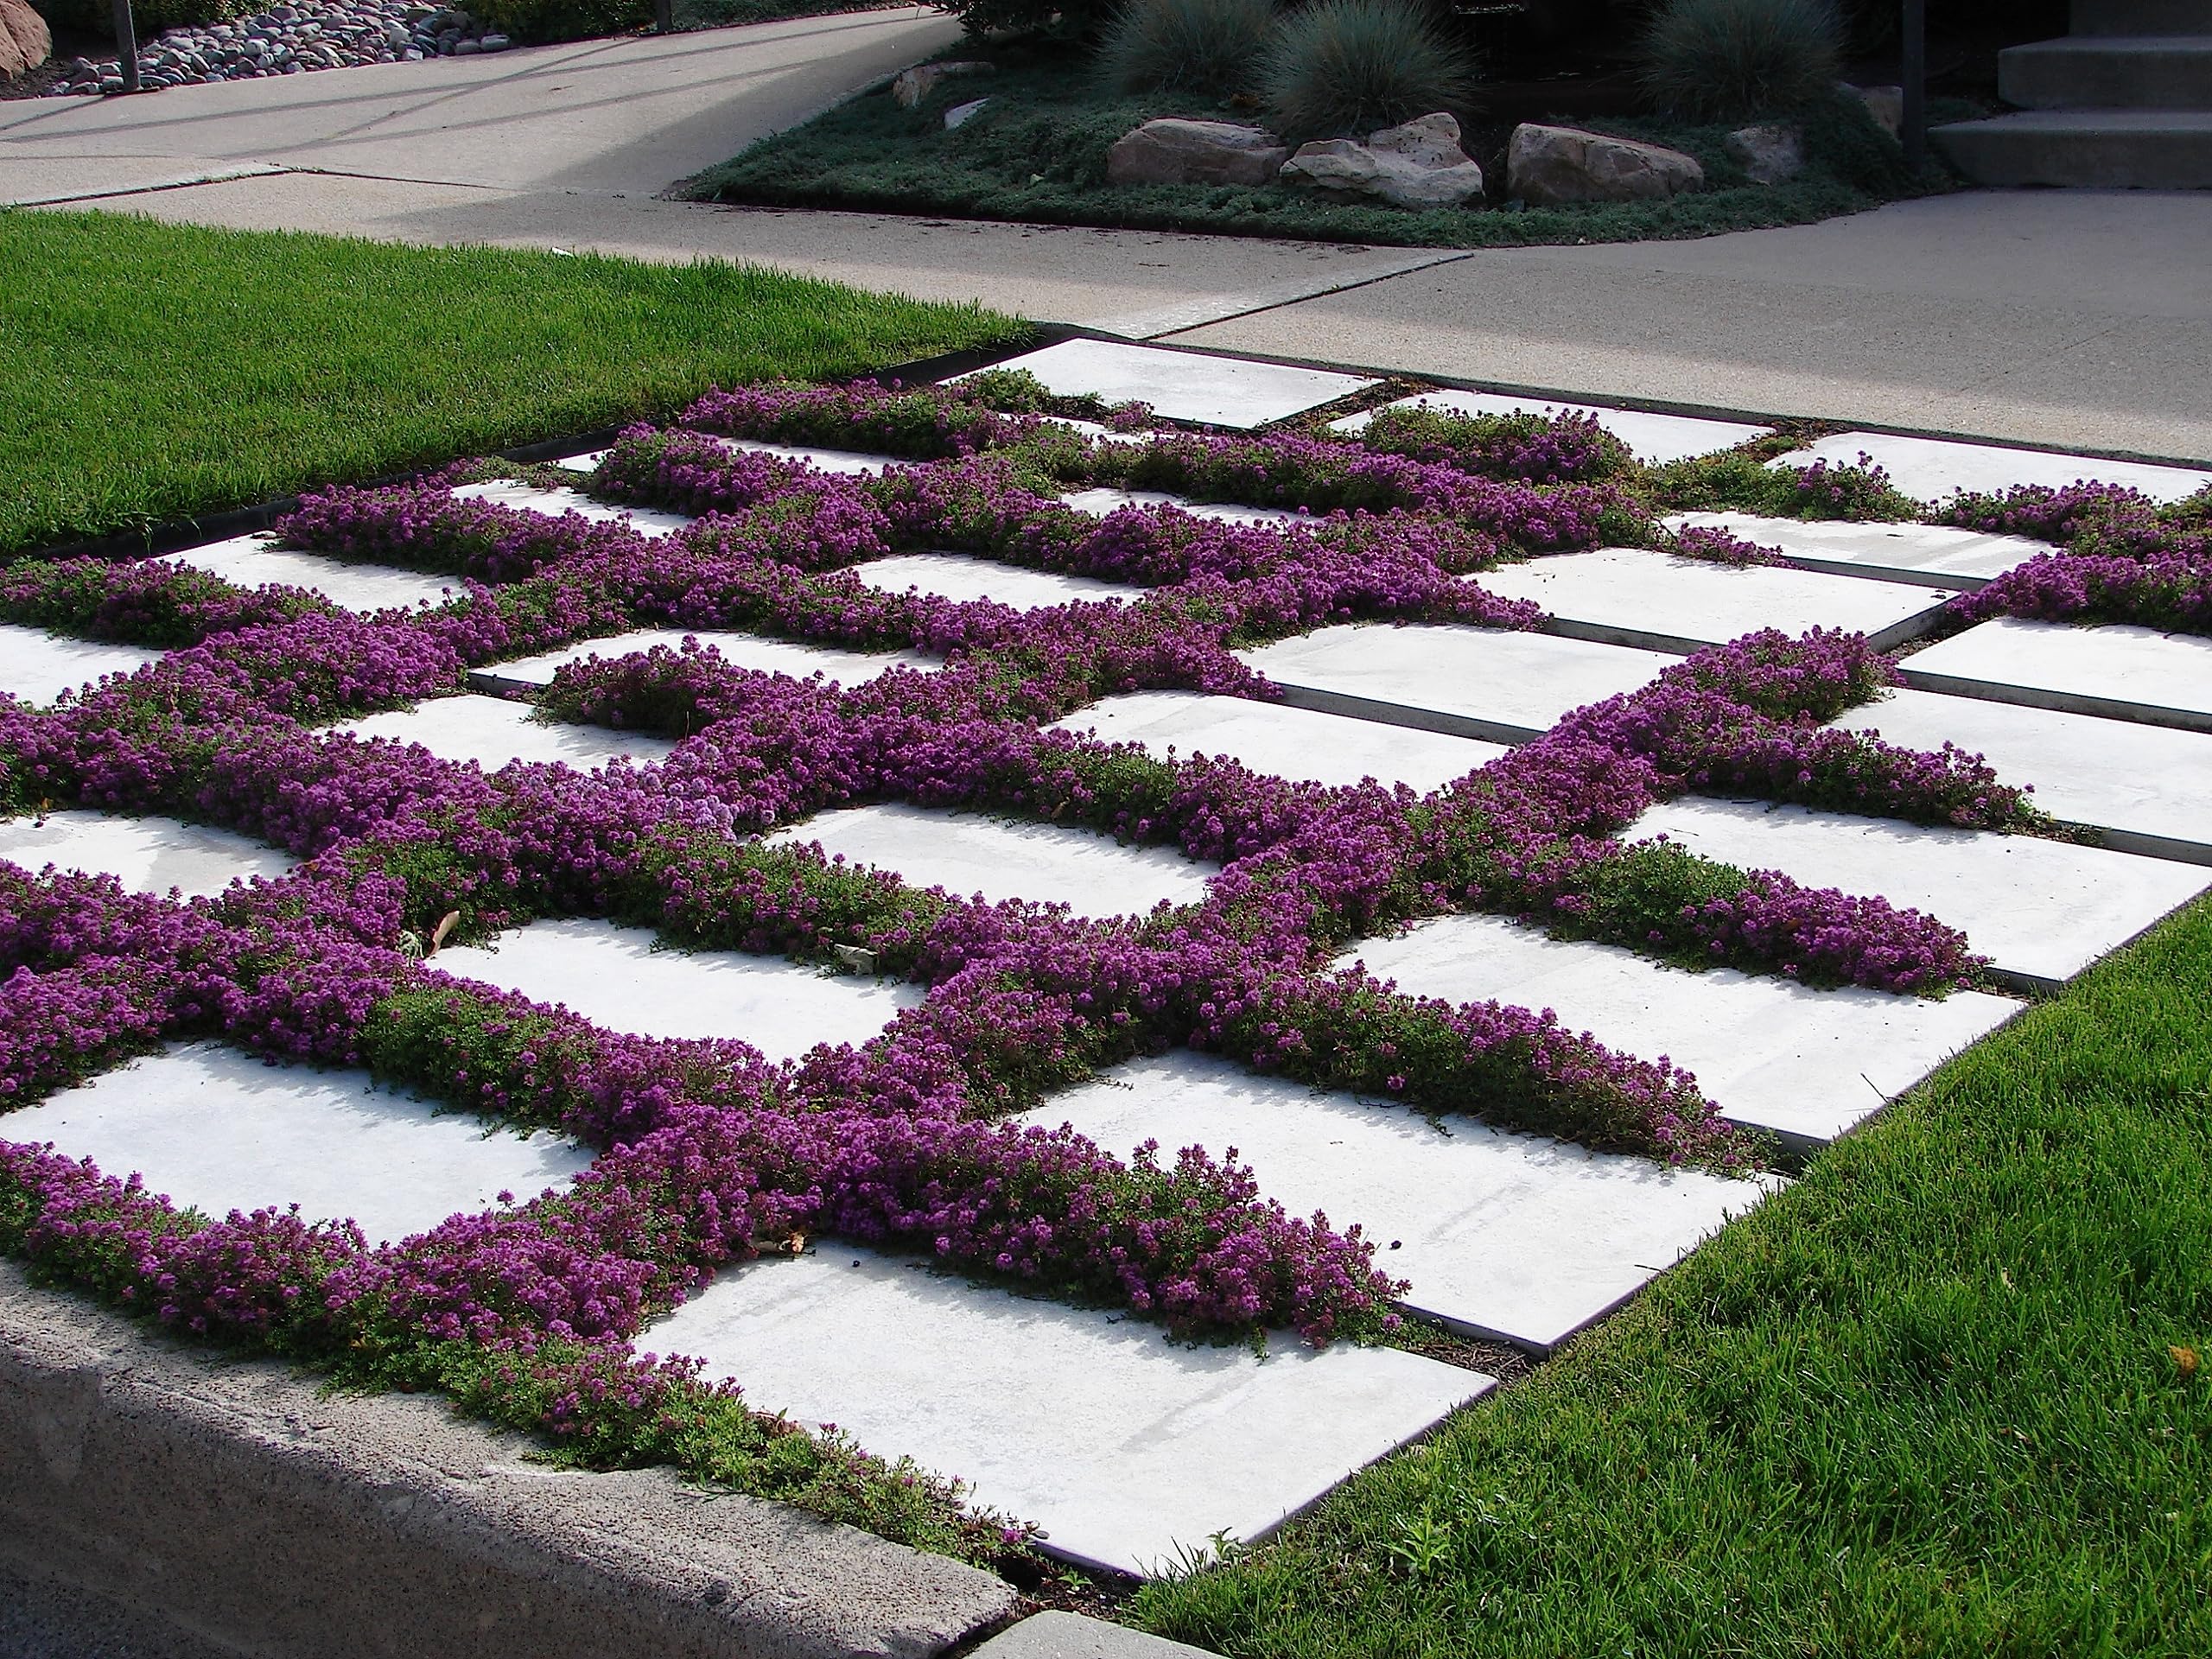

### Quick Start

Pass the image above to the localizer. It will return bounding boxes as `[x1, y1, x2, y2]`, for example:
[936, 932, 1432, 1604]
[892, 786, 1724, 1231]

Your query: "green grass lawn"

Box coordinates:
[683, 41, 1954, 251]
[1134, 897, 2212, 1656]
[0, 210, 1025, 559]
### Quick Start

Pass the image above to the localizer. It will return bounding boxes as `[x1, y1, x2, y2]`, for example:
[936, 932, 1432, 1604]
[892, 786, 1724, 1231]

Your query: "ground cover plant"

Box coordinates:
[3, 361, 2209, 1619]
[0, 210, 1022, 559]
[681, 34, 1953, 250]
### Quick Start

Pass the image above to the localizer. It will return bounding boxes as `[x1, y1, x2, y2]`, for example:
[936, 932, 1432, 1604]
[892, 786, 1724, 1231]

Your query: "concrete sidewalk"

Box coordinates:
[7, 11, 2207, 462]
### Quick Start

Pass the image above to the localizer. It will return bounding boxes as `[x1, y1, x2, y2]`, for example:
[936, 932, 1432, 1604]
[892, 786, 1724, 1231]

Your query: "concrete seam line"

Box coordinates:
[0, 1261, 1020, 1659]
[1096, 250, 1479, 343]
[5, 162, 292, 208]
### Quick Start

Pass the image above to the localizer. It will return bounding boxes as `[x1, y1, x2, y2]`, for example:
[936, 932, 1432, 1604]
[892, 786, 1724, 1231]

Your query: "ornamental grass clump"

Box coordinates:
[1258, 0, 1478, 144]
[1097, 0, 1279, 95]
[1637, 0, 1844, 124]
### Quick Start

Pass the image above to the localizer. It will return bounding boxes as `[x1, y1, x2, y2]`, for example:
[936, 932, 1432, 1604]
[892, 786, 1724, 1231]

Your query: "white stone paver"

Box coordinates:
[854, 553, 1141, 608]
[1237, 624, 1671, 743]
[1634, 796, 2212, 990]
[163, 534, 457, 612]
[0, 623, 157, 706]
[1902, 616, 2212, 734]
[468, 627, 929, 695]
[0, 810, 296, 899]
[970, 340, 1376, 429]
[1332, 389, 1771, 464]
[1348, 913, 2019, 1148]
[1662, 512, 2054, 590]
[768, 804, 1213, 917]
[335, 694, 677, 771]
[718, 436, 904, 475]
[451, 480, 694, 538]
[434, 918, 920, 1061]
[1027, 1052, 1776, 1348]
[1834, 688, 2212, 864]
[1779, 432, 2212, 505]
[4, 1042, 589, 1247]
[553, 450, 607, 474]
[648, 1247, 1488, 1576]
[1478, 548, 1955, 653]
[1058, 487, 1304, 528]
[1049, 691, 1505, 792]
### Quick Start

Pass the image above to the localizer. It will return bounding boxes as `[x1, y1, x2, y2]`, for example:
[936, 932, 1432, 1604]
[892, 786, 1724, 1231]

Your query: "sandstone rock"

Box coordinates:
[1, 0, 54, 79]
[1843, 83, 1904, 139]
[891, 60, 992, 111]
[1506, 123, 1704, 205]
[944, 97, 988, 130]
[1278, 112, 1485, 210]
[1725, 123, 1804, 185]
[1105, 118, 1290, 188]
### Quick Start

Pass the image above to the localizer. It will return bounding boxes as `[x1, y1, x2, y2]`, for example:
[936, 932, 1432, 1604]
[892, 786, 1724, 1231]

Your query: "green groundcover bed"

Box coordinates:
[1135, 896, 2212, 1654]
[683, 39, 1960, 250]
[0, 210, 1024, 559]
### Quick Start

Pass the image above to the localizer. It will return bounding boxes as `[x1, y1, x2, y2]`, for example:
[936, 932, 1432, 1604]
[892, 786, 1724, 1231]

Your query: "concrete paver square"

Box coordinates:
[336, 694, 677, 771]
[1781, 431, 2212, 505]
[1237, 624, 1672, 743]
[974, 340, 1376, 429]
[1347, 912, 2019, 1148]
[3, 1042, 589, 1247]
[1661, 512, 2054, 590]
[1476, 548, 1955, 653]
[0, 810, 296, 899]
[767, 804, 1213, 917]
[1632, 796, 2212, 991]
[467, 627, 928, 695]
[434, 918, 919, 1060]
[1058, 487, 1304, 527]
[854, 553, 1141, 608]
[1049, 691, 1505, 792]
[1901, 616, 2212, 734]
[0, 624, 158, 706]
[452, 480, 693, 538]
[1026, 1051, 1775, 1348]
[164, 534, 455, 612]
[647, 1246, 1490, 1576]
[1332, 389, 1771, 464]
[1835, 687, 2212, 865]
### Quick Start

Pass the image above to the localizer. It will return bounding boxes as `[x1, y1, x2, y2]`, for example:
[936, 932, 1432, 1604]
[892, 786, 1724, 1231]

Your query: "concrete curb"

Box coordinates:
[0, 1260, 1022, 1659]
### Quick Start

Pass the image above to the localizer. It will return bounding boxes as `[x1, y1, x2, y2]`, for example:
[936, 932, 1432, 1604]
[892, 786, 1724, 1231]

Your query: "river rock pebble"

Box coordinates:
[52, 0, 501, 95]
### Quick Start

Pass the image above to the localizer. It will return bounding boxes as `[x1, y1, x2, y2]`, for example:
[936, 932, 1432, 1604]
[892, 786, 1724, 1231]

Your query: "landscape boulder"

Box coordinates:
[1726, 123, 1804, 184]
[1506, 123, 1704, 204]
[1106, 118, 1290, 188]
[1278, 112, 1485, 210]
[1, 0, 52, 79]
[1844, 82, 1904, 138]
[891, 60, 993, 110]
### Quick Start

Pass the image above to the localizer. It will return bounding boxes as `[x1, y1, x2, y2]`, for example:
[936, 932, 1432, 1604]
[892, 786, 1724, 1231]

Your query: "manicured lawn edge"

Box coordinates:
[1131, 893, 2212, 1655]
[0, 210, 1028, 560]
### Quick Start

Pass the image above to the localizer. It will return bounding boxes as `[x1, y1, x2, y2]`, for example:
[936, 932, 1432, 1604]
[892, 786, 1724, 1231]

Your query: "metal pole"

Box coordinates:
[1901, 0, 1926, 170]
[110, 0, 140, 92]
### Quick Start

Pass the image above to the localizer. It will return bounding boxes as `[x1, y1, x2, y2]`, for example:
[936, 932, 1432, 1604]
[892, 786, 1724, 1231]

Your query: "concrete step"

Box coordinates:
[1933, 108, 2212, 187]
[2002, 35, 2212, 106]
[2072, 0, 2212, 35]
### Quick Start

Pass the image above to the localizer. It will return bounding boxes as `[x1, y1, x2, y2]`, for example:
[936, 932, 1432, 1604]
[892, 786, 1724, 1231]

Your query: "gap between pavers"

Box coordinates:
[0, 1259, 1023, 1659]
[0, 810, 296, 899]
